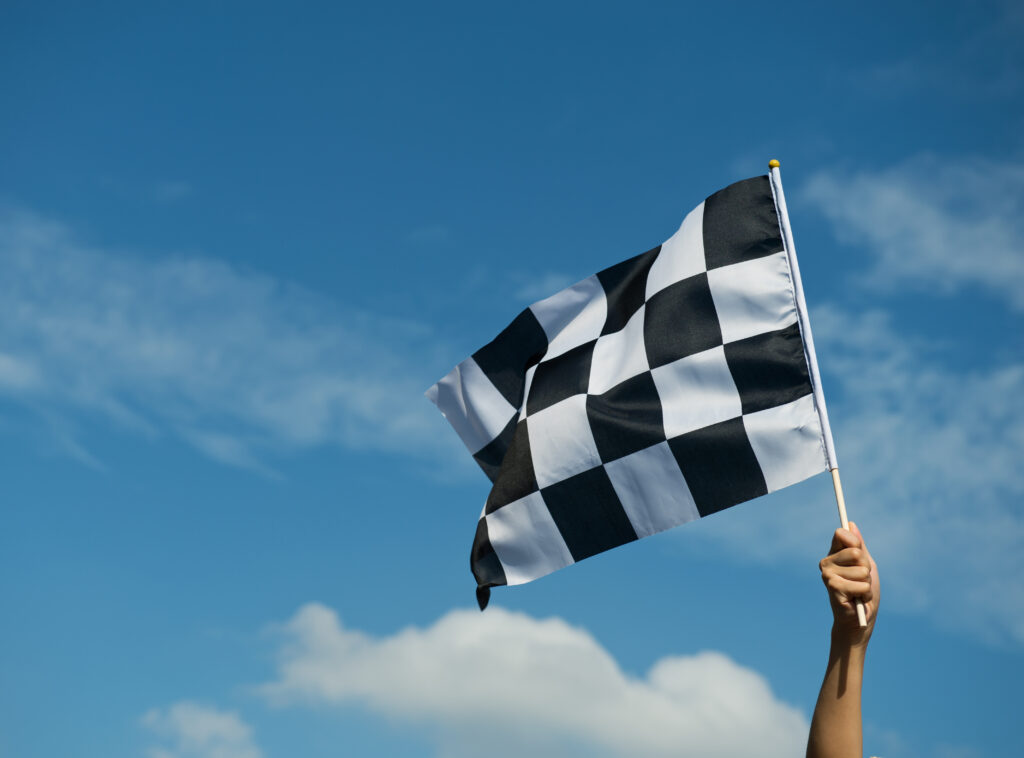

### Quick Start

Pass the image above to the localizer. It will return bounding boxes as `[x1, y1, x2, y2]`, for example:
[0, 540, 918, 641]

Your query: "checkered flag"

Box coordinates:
[428, 174, 835, 609]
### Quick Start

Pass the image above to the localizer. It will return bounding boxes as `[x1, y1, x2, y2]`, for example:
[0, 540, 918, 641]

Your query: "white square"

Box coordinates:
[519, 363, 538, 420]
[526, 394, 603, 488]
[529, 275, 607, 361]
[743, 394, 828, 492]
[646, 202, 707, 299]
[588, 305, 649, 395]
[425, 356, 518, 455]
[707, 251, 798, 344]
[652, 346, 742, 438]
[485, 491, 575, 585]
[604, 442, 700, 538]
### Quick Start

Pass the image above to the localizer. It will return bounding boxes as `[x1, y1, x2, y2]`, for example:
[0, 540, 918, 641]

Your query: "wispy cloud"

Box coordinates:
[933, 743, 986, 758]
[0, 351, 39, 390]
[0, 208, 462, 472]
[259, 603, 807, 758]
[512, 271, 578, 304]
[141, 701, 262, 758]
[801, 156, 1024, 309]
[848, 4, 1023, 100]
[818, 307, 1024, 642]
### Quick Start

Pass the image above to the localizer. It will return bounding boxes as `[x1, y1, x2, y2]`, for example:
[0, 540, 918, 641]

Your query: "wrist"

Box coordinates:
[831, 623, 872, 653]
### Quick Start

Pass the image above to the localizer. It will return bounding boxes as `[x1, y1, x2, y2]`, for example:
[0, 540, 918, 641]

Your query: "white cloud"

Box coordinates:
[0, 207, 464, 471]
[141, 701, 262, 758]
[694, 305, 1024, 645]
[259, 603, 807, 758]
[801, 156, 1024, 309]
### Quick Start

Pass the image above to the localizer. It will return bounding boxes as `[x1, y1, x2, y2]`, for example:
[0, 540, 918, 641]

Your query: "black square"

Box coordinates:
[702, 175, 784, 270]
[724, 322, 812, 415]
[668, 417, 767, 517]
[597, 245, 660, 336]
[472, 308, 550, 409]
[586, 372, 665, 463]
[484, 421, 539, 514]
[643, 273, 723, 369]
[526, 340, 595, 416]
[541, 467, 638, 562]
[470, 518, 507, 596]
[472, 415, 518, 483]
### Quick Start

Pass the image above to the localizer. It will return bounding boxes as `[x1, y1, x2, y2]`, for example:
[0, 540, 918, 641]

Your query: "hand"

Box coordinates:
[819, 521, 879, 647]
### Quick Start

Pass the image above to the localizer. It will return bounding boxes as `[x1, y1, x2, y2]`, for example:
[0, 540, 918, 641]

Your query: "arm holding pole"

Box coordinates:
[806, 522, 880, 758]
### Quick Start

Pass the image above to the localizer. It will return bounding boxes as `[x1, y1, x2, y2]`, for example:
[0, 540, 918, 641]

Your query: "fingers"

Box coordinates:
[821, 557, 872, 596]
[825, 572, 874, 603]
[820, 555, 871, 583]
[828, 546, 867, 566]
[821, 525, 874, 601]
[822, 522, 880, 631]
[826, 561, 871, 580]
[849, 521, 878, 573]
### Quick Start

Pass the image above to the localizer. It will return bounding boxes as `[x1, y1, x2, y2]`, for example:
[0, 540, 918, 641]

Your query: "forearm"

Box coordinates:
[806, 631, 867, 758]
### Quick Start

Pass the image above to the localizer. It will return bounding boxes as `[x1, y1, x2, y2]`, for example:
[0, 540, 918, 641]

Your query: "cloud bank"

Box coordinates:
[141, 701, 262, 758]
[259, 603, 807, 758]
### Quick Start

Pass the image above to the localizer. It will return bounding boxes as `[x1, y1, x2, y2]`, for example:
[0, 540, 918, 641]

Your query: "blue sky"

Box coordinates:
[1, 2, 1021, 756]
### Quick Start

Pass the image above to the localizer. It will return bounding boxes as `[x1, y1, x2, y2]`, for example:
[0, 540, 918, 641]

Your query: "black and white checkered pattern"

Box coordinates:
[427, 176, 829, 608]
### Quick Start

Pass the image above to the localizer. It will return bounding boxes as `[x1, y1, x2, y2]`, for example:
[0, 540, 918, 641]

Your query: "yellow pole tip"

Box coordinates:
[768, 159, 780, 169]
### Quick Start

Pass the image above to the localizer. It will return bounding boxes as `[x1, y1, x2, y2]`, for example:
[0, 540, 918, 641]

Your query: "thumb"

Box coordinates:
[848, 520, 864, 545]
[849, 521, 876, 566]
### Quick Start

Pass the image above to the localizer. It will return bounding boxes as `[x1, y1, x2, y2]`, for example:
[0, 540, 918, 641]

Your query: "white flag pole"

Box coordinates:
[768, 159, 867, 628]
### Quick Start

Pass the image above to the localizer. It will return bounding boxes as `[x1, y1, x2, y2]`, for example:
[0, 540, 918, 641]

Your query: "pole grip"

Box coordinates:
[831, 468, 868, 627]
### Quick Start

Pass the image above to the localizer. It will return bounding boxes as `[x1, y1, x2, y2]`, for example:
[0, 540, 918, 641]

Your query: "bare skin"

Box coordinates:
[806, 522, 880, 758]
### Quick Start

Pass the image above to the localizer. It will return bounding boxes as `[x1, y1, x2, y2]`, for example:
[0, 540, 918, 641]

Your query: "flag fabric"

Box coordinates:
[427, 175, 830, 608]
